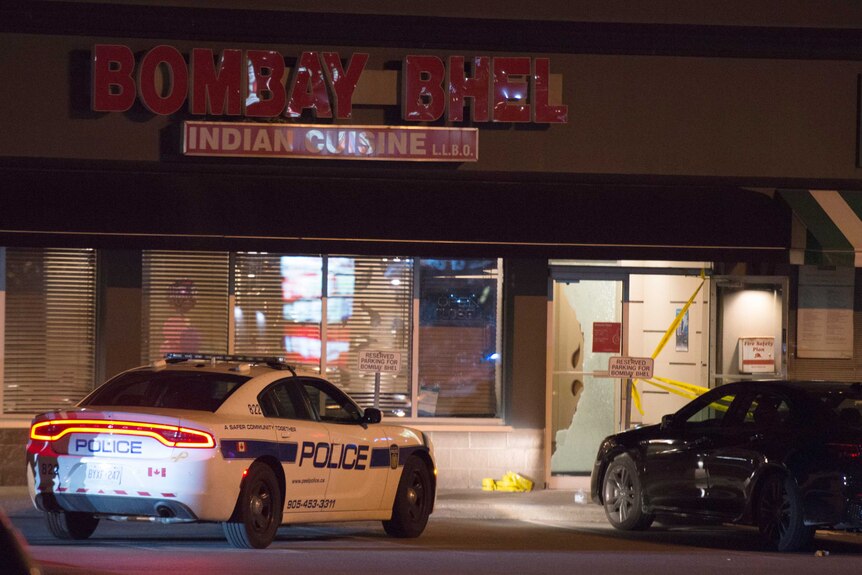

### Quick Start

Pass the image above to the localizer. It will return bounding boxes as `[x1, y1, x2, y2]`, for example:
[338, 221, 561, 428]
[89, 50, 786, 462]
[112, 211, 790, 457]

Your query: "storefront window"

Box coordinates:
[2, 248, 96, 414]
[235, 254, 413, 414]
[234, 254, 323, 372]
[417, 259, 501, 417]
[324, 257, 412, 416]
[141, 251, 230, 363]
[141, 252, 502, 420]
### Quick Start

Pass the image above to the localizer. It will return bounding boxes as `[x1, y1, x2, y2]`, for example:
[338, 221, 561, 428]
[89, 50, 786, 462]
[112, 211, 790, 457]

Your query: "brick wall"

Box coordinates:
[0, 429, 28, 486]
[425, 429, 543, 489]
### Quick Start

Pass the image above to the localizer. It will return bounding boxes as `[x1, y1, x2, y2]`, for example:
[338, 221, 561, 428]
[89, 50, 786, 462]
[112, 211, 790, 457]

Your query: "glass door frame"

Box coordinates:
[545, 264, 710, 489]
[708, 275, 789, 386]
[546, 267, 630, 489]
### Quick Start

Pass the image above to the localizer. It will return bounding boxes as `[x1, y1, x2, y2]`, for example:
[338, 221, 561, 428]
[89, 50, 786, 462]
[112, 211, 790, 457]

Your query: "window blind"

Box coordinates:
[141, 251, 230, 363]
[325, 257, 413, 415]
[233, 253, 321, 369]
[3, 248, 96, 414]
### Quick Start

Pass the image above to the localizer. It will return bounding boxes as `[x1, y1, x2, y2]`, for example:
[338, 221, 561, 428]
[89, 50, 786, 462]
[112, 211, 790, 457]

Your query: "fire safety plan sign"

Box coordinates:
[738, 337, 775, 373]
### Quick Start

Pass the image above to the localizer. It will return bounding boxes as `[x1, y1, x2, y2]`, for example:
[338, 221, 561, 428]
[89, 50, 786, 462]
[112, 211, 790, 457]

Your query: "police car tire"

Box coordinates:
[45, 511, 99, 540]
[223, 463, 283, 549]
[383, 456, 432, 538]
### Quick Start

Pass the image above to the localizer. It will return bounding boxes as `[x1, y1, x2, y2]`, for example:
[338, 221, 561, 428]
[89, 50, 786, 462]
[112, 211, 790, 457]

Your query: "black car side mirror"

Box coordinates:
[363, 407, 382, 425]
[660, 414, 675, 430]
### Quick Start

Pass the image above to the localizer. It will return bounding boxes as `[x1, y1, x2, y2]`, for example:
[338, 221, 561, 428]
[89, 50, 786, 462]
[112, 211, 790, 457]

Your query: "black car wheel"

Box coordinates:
[601, 455, 654, 531]
[223, 462, 283, 549]
[45, 511, 99, 540]
[756, 474, 812, 552]
[383, 456, 433, 538]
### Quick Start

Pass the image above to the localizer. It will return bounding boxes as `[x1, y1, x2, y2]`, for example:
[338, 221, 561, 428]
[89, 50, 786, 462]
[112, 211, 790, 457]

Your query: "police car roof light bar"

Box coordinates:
[164, 353, 296, 374]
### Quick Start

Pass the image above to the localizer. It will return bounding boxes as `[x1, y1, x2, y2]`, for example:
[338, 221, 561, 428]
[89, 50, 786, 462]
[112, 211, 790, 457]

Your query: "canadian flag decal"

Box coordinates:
[148, 467, 167, 478]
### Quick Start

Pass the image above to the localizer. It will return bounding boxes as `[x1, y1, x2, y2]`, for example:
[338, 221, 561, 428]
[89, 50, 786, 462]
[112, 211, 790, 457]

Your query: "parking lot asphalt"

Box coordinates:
[433, 487, 606, 523]
[0, 485, 606, 524]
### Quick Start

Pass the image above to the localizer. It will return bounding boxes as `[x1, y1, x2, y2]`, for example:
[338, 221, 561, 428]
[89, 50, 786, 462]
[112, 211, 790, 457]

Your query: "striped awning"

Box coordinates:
[779, 190, 862, 267]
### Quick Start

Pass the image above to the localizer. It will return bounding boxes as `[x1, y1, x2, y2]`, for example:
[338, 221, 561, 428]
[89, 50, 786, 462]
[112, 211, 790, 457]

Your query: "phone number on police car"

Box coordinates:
[286, 498, 336, 510]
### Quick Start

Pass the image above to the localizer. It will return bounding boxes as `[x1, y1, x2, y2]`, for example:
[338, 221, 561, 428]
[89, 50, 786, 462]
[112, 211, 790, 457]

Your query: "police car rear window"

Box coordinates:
[81, 370, 249, 412]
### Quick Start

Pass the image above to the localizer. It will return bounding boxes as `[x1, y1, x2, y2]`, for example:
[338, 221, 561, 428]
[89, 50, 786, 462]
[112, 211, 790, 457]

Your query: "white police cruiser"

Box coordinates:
[26, 354, 436, 549]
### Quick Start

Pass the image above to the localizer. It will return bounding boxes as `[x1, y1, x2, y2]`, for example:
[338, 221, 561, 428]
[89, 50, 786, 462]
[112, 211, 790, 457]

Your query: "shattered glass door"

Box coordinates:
[550, 279, 622, 475]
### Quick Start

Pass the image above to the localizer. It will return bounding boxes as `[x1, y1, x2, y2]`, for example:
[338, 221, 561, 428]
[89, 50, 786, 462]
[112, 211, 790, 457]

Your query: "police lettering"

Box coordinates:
[74, 438, 143, 454]
[299, 441, 368, 470]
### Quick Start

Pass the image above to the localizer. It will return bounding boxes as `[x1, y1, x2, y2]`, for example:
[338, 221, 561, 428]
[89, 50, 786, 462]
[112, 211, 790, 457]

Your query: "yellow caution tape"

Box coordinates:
[652, 376, 709, 395]
[630, 271, 706, 415]
[639, 378, 700, 400]
[649, 279, 704, 361]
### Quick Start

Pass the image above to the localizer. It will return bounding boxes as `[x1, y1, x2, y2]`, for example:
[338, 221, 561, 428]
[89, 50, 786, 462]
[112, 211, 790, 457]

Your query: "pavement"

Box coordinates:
[433, 487, 606, 523]
[0, 485, 607, 524]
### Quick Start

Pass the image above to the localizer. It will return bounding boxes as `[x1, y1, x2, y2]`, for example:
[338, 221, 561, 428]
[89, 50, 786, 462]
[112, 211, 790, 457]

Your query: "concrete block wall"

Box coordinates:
[425, 429, 544, 489]
[0, 429, 28, 486]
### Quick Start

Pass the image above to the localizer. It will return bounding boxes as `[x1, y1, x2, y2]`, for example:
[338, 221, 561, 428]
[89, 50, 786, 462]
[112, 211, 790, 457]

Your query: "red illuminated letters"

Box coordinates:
[245, 50, 286, 117]
[402, 54, 567, 123]
[137, 45, 188, 115]
[190, 49, 242, 116]
[448, 56, 490, 122]
[533, 58, 568, 123]
[402, 55, 446, 122]
[321, 52, 368, 120]
[492, 57, 531, 123]
[91, 45, 567, 124]
[91, 44, 136, 112]
[286, 51, 332, 118]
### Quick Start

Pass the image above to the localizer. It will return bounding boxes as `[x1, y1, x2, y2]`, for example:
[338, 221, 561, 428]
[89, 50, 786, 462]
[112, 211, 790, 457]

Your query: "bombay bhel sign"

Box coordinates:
[91, 45, 567, 124]
[91, 45, 568, 162]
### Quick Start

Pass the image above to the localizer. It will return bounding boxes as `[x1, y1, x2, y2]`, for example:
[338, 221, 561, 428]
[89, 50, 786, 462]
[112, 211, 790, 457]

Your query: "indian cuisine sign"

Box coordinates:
[183, 122, 477, 161]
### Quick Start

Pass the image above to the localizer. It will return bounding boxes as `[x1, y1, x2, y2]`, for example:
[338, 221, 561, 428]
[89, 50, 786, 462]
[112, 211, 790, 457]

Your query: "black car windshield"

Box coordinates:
[80, 370, 250, 412]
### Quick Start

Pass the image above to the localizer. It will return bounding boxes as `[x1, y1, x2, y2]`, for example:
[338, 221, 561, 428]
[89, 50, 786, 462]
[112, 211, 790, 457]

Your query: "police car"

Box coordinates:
[26, 354, 436, 549]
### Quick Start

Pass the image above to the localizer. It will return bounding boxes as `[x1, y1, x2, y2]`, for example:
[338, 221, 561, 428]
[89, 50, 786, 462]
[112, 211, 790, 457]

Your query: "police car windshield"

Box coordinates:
[81, 370, 249, 412]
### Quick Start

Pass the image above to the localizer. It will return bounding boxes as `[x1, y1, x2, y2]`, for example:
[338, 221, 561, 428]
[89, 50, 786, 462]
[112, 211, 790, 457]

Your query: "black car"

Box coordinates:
[590, 380, 862, 551]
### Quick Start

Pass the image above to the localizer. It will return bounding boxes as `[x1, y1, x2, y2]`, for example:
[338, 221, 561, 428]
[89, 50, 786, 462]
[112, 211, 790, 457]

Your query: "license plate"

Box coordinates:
[86, 464, 123, 485]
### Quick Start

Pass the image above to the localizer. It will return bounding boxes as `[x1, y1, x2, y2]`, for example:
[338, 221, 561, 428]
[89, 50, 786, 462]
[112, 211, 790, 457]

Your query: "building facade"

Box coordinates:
[1, 1, 862, 488]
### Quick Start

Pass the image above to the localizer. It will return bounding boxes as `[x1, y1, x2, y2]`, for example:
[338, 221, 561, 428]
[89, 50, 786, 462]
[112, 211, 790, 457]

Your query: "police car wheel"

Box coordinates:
[223, 463, 283, 549]
[45, 511, 99, 540]
[383, 456, 432, 538]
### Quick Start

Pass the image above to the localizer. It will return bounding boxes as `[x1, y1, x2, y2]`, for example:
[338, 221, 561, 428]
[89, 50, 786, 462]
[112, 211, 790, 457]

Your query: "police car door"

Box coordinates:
[258, 379, 332, 510]
[299, 379, 389, 512]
